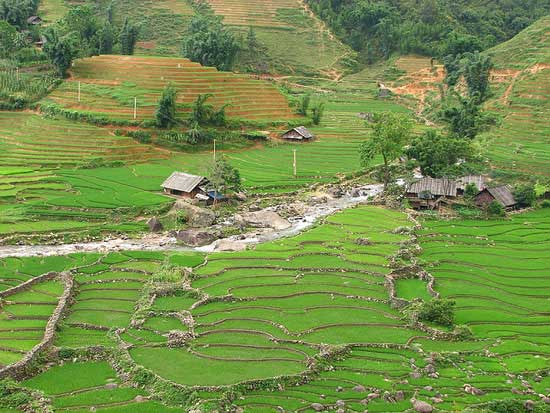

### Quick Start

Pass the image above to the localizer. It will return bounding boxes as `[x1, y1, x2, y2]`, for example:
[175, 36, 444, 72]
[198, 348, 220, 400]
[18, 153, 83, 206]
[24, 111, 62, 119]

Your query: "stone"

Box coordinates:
[104, 383, 118, 390]
[424, 364, 436, 374]
[336, 386, 344, 392]
[235, 210, 291, 230]
[395, 390, 405, 401]
[176, 229, 218, 246]
[355, 237, 372, 246]
[424, 386, 433, 392]
[410, 371, 422, 379]
[213, 239, 247, 252]
[367, 393, 379, 400]
[134, 395, 147, 402]
[336, 410, 345, 413]
[335, 400, 345, 408]
[431, 397, 444, 404]
[327, 186, 344, 198]
[147, 217, 163, 233]
[310, 403, 324, 411]
[351, 188, 361, 197]
[174, 200, 216, 227]
[353, 385, 367, 392]
[412, 399, 433, 413]
[524, 400, 535, 411]
[360, 398, 369, 406]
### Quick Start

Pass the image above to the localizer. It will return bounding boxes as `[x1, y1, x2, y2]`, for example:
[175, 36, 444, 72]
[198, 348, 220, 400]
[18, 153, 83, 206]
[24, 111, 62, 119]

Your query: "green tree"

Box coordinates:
[98, 20, 114, 54]
[359, 112, 413, 189]
[119, 18, 139, 55]
[182, 13, 239, 71]
[0, 20, 17, 58]
[43, 28, 77, 77]
[514, 183, 536, 208]
[311, 102, 325, 125]
[247, 26, 259, 52]
[463, 183, 479, 199]
[417, 298, 456, 327]
[155, 84, 177, 128]
[207, 156, 243, 200]
[462, 51, 493, 103]
[441, 95, 481, 140]
[297, 94, 310, 116]
[406, 130, 473, 177]
[191, 94, 214, 125]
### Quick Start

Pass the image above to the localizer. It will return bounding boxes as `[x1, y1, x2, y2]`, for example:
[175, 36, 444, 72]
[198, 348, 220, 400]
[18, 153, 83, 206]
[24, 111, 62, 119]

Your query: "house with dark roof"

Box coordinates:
[406, 177, 457, 210]
[475, 186, 516, 209]
[281, 126, 314, 141]
[161, 172, 209, 198]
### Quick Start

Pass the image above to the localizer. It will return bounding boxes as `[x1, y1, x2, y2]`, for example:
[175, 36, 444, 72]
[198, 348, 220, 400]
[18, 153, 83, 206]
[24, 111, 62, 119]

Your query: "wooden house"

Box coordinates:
[406, 177, 457, 210]
[281, 126, 314, 141]
[456, 175, 488, 195]
[161, 172, 208, 198]
[475, 186, 516, 209]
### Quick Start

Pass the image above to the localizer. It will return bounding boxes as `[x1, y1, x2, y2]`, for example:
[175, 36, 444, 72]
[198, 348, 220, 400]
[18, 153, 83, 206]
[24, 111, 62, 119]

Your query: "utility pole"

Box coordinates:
[133, 97, 137, 120]
[293, 149, 297, 178]
[77, 81, 81, 102]
[213, 139, 216, 162]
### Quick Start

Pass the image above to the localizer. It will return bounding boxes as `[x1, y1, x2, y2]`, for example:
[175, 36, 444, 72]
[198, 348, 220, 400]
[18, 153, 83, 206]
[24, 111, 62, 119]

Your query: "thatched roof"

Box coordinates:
[485, 186, 516, 207]
[283, 126, 314, 140]
[408, 177, 457, 197]
[161, 172, 207, 193]
[456, 175, 487, 191]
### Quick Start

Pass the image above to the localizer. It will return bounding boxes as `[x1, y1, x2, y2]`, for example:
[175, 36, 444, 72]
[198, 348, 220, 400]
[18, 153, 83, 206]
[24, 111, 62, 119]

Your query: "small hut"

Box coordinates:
[27, 16, 43, 25]
[475, 186, 516, 209]
[406, 177, 457, 210]
[281, 126, 314, 141]
[161, 172, 208, 198]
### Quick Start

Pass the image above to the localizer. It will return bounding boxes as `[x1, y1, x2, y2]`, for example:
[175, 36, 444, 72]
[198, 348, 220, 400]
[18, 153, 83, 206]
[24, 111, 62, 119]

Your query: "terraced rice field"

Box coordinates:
[43, 55, 297, 122]
[206, 0, 298, 28]
[3, 207, 550, 411]
[0, 112, 164, 168]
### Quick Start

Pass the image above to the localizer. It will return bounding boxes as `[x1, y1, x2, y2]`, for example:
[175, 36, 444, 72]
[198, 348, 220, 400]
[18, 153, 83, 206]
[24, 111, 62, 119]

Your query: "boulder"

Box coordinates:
[236, 210, 291, 230]
[412, 399, 433, 413]
[395, 390, 405, 401]
[213, 239, 247, 252]
[104, 383, 118, 390]
[176, 229, 218, 246]
[353, 385, 367, 392]
[327, 186, 344, 198]
[174, 200, 215, 227]
[147, 217, 163, 233]
[356, 237, 372, 246]
[310, 403, 324, 412]
[524, 400, 535, 411]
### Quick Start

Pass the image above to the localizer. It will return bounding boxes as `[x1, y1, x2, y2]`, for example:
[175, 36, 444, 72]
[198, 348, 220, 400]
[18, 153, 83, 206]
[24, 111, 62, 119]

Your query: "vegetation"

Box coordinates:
[359, 112, 413, 188]
[155, 84, 178, 128]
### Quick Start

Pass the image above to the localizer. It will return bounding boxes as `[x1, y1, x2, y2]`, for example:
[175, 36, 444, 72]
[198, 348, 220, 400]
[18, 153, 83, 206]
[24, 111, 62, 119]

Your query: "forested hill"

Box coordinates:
[306, 0, 550, 62]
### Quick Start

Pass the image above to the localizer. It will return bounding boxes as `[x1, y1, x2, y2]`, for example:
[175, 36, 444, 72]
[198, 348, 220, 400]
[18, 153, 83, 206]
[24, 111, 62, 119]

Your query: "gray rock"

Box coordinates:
[355, 237, 372, 246]
[104, 382, 118, 390]
[327, 186, 344, 198]
[524, 400, 534, 411]
[147, 217, 163, 233]
[353, 385, 367, 392]
[412, 399, 433, 413]
[213, 239, 247, 252]
[176, 229, 218, 246]
[310, 403, 324, 411]
[336, 386, 344, 392]
[395, 390, 405, 401]
[235, 210, 291, 230]
[335, 400, 345, 408]
[174, 200, 215, 227]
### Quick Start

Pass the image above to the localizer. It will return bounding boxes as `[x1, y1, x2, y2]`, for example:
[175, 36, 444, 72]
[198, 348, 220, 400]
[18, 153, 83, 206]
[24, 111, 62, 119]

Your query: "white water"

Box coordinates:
[0, 185, 382, 258]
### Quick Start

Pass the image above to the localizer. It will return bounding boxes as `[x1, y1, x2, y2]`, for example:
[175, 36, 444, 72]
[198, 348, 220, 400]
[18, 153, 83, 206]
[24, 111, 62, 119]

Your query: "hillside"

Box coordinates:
[482, 17, 550, 178]
[42, 55, 297, 122]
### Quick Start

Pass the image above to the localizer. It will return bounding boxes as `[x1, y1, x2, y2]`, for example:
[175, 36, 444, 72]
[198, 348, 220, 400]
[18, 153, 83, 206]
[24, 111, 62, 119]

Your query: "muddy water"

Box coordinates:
[0, 185, 382, 258]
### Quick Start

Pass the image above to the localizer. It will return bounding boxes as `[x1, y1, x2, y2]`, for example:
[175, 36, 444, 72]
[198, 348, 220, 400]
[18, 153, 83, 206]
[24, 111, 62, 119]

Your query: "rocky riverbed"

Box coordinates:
[0, 184, 383, 258]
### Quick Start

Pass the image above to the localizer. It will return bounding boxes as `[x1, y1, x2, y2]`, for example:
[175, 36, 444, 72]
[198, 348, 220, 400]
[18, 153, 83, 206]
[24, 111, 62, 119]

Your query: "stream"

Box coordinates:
[0, 185, 383, 259]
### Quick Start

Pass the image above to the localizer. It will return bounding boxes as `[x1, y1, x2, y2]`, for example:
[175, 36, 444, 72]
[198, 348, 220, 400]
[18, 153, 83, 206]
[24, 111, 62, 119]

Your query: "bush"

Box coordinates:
[540, 200, 550, 209]
[127, 130, 152, 144]
[487, 200, 505, 216]
[417, 298, 456, 327]
[514, 183, 536, 208]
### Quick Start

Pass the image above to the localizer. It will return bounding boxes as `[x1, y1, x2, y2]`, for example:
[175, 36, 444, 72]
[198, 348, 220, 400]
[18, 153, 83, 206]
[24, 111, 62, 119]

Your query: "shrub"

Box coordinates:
[487, 200, 505, 216]
[127, 130, 152, 144]
[417, 298, 456, 327]
[514, 183, 536, 207]
[540, 200, 550, 209]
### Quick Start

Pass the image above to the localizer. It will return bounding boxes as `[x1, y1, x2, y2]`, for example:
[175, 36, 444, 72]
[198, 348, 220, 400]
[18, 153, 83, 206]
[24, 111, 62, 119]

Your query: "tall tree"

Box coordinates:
[155, 84, 177, 128]
[119, 18, 138, 55]
[462, 51, 494, 103]
[182, 13, 239, 71]
[207, 156, 242, 200]
[98, 20, 114, 54]
[359, 112, 413, 189]
[0, 20, 17, 58]
[43, 28, 77, 77]
[441, 95, 481, 140]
